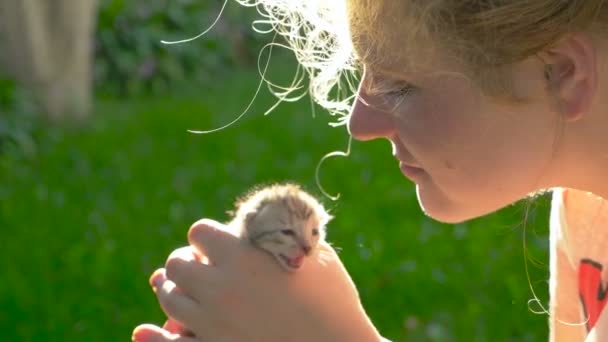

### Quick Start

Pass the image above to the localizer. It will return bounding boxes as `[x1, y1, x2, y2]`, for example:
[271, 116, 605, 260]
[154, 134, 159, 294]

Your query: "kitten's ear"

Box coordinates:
[244, 210, 257, 227]
[320, 210, 333, 226]
[317, 213, 332, 238]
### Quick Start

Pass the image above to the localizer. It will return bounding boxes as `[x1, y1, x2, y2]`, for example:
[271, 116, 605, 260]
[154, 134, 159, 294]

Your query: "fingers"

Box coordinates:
[165, 248, 215, 299]
[132, 324, 198, 342]
[166, 246, 198, 263]
[151, 269, 204, 330]
[163, 319, 185, 334]
[163, 319, 196, 339]
[188, 219, 238, 265]
[319, 240, 339, 258]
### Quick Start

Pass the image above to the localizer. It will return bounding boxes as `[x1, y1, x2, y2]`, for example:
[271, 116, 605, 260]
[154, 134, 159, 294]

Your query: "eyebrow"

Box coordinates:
[362, 68, 414, 93]
[368, 63, 415, 80]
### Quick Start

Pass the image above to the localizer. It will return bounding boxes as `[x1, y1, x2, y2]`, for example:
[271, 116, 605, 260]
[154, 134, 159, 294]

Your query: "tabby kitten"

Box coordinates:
[228, 183, 332, 272]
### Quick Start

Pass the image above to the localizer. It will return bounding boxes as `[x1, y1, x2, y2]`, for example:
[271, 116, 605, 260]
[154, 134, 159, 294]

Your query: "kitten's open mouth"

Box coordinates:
[279, 253, 304, 269]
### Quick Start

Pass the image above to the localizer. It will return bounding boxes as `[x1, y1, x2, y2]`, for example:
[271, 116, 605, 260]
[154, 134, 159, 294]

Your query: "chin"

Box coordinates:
[415, 186, 492, 224]
[421, 207, 471, 224]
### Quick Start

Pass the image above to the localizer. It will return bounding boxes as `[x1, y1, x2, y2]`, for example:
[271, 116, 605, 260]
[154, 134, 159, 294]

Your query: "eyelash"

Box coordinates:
[365, 78, 415, 100]
[385, 84, 415, 98]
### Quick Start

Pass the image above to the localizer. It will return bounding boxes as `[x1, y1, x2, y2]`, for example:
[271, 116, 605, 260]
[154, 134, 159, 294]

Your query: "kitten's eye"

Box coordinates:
[281, 229, 295, 236]
[312, 229, 319, 236]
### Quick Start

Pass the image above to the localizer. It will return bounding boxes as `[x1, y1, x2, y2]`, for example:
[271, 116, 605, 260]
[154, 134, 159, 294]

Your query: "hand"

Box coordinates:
[132, 219, 381, 342]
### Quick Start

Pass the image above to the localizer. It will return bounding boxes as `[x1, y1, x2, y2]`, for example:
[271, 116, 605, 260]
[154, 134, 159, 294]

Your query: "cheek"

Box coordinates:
[278, 235, 296, 245]
[395, 100, 470, 166]
[258, 234, 292, 248]
[279, 236, 300, 250]
[398, 87, 520, 175]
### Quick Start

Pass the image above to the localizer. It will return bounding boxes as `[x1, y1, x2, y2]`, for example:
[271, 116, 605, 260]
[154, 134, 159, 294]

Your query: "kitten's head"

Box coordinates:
[239, 184, 331, 272]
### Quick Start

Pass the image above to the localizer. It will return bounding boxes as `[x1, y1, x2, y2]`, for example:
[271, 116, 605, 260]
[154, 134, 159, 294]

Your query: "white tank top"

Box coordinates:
[550, 188, 608, 341]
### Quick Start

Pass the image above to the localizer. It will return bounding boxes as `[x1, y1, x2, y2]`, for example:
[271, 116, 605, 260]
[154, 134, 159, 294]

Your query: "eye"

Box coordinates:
[312, 229, 319, 236]
[382, 81, 416, 103]
[386, 84, 415, 98]
[367, 75, 415, 97]
[280, 229, 295, 236]
[364, 76, 416, 112]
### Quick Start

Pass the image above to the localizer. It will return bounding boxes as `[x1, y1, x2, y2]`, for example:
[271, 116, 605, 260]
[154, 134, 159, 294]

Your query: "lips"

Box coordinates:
[279, 254, 304, 269]
[399, 161, 424, 178]
[391, 142, 421, 167]
[392, 151, 419, 167]
[394, 152, 424, 177]
[392, 141, 424, 178]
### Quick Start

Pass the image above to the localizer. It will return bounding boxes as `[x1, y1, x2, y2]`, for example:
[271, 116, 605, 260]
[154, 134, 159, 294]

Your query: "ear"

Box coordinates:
[539, 32, 597, 122]
[244, 210, 258, 228]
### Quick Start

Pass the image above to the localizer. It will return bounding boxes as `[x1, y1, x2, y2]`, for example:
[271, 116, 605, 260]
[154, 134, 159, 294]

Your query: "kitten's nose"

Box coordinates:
[302, 245, 312, 255]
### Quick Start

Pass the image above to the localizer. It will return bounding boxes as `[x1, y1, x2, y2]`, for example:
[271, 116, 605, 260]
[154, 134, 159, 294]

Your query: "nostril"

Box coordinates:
[302, 246, 312, 255]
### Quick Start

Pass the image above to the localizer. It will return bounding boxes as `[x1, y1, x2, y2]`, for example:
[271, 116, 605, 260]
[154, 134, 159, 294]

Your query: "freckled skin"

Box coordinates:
[228, 184, 331, 272]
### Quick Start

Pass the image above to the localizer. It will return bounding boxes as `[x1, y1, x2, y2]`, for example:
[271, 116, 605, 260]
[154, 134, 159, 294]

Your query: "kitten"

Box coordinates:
[228, 183, 332, 272]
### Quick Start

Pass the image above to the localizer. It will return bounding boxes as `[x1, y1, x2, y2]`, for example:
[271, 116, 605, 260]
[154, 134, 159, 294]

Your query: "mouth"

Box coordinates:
[279, 253, 305, 270]
[391, 144, 423, 176]
[399, 161, 425, 179]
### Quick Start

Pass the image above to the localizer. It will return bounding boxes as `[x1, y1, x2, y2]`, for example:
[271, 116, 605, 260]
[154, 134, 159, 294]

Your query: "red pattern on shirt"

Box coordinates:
[579, 259, 608, 332]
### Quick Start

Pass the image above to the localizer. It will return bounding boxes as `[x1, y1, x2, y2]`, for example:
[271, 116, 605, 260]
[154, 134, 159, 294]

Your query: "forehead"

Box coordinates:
[346, 0, 445, 75]
[258, 202, 290, 222]
[258, 199, 313, 222]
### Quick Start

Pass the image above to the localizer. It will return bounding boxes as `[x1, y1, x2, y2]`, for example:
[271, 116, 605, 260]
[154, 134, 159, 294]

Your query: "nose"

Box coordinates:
[347, 91, 396, 141]
[302, 245, 312, 255]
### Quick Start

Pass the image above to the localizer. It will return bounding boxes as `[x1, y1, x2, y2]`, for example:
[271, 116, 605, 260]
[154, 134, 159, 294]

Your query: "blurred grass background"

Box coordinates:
[0, 1, 552, 341]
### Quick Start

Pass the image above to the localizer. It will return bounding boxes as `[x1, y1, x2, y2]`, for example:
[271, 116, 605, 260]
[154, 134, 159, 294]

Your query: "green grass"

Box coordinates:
[1, 65, 551, 341]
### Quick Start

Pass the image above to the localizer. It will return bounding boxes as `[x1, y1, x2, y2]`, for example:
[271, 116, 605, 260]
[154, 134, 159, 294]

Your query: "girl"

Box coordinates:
[133, 1, 608, 341]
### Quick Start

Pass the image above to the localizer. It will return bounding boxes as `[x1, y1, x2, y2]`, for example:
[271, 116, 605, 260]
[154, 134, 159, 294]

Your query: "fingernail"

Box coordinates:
[132, 328, 146, 342]
[149, 270, 163, 288]
[132, 324, 159, 342]
[132, 331, 149, 342]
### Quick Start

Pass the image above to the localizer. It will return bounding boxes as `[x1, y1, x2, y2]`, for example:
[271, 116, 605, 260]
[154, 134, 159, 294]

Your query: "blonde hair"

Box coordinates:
[235, 0, 608, 119]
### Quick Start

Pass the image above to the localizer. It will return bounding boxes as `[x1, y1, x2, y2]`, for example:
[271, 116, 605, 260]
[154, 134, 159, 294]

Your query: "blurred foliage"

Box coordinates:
[95, 0, 263, 96]
[0, 76, 42, 163]
[1, 59, 552, 341]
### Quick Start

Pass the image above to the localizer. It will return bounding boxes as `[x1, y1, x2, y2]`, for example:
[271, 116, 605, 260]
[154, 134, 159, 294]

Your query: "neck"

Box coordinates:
[553, 91, 608, 200]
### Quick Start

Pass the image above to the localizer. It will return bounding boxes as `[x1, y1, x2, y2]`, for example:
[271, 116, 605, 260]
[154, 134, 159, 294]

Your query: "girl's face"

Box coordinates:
[348, 58, 561, 223]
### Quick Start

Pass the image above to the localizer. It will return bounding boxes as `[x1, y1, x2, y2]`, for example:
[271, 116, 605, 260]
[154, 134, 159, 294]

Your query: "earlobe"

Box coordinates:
[540, 33, 597, 122]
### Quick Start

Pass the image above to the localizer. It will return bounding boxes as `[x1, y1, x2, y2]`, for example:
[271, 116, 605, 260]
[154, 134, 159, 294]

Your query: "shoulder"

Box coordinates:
[551, 188, 608, 265]
[555, 188, 607, 231]
[561, 188, 605, 211]
[552, 188, 607, 222]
